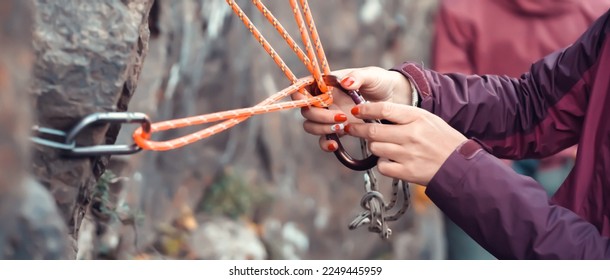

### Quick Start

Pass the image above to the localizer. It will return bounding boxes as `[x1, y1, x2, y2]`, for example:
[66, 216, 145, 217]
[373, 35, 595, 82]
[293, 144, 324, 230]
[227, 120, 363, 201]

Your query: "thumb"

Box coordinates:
[336, 67, 385, 93]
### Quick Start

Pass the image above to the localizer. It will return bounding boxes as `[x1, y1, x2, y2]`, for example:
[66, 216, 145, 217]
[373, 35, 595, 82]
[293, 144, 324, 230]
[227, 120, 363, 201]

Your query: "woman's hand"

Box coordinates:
[294, 66, 412, 152]
[345, 102, 467, 186]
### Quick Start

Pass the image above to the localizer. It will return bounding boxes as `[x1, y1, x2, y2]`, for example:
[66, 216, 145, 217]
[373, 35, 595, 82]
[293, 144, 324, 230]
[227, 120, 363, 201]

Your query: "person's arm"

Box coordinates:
[430, 1, 476, 74]
[392, 9, 610, 159]
[425, 139, 610, 259]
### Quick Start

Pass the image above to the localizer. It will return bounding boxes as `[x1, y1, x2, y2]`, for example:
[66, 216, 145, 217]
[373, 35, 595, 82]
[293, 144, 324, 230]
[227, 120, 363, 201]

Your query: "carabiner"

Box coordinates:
[312, 75, 394, 171]
[31, 112, 151, 157]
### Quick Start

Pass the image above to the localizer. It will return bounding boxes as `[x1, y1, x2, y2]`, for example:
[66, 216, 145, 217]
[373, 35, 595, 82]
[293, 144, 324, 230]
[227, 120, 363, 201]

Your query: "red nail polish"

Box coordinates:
[334, 113, 347, 122]
[327, 143, 337, 152]
[344, 124, 351, 134]
[341, 76, 355, 87]
[350, 106, 360, 116]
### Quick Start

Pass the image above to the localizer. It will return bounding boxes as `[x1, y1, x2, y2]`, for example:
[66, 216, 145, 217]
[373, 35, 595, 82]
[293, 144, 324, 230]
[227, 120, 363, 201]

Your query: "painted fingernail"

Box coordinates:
[334, 113, 347, 122]
[350, 106, 360, 116]
[327, 143, 337, 152]
[341, 76, 355, 87]
[330, 123, 345, 132]
[344, 124, 351, 134]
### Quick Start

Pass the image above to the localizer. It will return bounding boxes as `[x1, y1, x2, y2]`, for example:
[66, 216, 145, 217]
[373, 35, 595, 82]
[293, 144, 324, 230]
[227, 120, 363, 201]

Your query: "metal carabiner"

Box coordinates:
[31, 112, 151, 157]
[312, 75, 394, 171]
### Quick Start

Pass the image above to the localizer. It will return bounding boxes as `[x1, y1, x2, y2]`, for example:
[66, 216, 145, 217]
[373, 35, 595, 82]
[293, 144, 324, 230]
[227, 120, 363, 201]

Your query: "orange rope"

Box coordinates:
[133, 77, 328, 150]
[251, 0, 314, 74]
[132, 0, 332, 151]
[287, 0, 329, 93]
[298, 0, 331, 75]
[225, 0, 307, 95]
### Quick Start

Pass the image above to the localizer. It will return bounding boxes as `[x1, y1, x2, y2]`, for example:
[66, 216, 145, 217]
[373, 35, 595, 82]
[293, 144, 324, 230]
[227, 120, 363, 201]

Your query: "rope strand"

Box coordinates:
[225, 0, 309, 96]
[298, 0, 331, 75]
[133, 0, 334, 151]
[129, 0, 410, 240]
[251, 0, 314, 74]
[288, 0, 329, 94]
[133, 77, 330, 151]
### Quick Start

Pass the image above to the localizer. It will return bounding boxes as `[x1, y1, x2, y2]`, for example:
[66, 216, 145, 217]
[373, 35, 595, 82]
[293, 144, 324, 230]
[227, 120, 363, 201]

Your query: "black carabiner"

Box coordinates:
[314, 75, 395, 171]
[31, 112, 151, 157]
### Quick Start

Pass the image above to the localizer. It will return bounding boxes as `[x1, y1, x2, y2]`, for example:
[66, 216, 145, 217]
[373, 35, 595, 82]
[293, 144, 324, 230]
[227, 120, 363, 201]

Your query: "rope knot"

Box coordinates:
[310, 92, 333, 108]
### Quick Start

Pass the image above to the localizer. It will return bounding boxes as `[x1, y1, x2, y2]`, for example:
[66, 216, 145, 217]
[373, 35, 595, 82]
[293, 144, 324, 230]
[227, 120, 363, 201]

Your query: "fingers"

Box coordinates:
[376, 158, 405, 179]
[319, 136, 338, 152]
[368, 141, 407, 161]
[370, 144, 412, 180]
[303, 120, 347, 135]
[350, 102, 423, 125]
[299, 106, 346, 152]
[344, 121, 408, 144]
[301, 106, 347, 125]
[290, 90, 308, 101]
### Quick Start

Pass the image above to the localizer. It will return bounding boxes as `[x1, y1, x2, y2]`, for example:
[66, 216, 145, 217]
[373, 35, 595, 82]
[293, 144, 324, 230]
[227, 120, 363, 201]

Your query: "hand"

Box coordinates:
[345, 102, 467, 186]
[294, 66, 412, 152]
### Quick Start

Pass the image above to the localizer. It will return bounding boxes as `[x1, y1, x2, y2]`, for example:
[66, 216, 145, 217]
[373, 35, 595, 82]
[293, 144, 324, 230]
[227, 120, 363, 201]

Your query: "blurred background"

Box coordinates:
[1, 0, 605, 260]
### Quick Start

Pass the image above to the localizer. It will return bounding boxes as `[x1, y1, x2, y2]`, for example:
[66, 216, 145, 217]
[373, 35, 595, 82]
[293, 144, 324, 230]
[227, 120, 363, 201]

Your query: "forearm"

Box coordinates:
[392, 61, 586, 159]
[391, 10, 610, 159]
[425, 140, 610, 259]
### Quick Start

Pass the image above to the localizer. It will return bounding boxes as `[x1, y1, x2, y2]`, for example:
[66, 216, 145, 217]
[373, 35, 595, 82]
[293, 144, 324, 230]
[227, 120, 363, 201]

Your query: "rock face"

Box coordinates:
[0, 178, 70, 259]
[111, 0, 445, 260]
[0, 0, 70, 259]
[29, 0, 154, 242]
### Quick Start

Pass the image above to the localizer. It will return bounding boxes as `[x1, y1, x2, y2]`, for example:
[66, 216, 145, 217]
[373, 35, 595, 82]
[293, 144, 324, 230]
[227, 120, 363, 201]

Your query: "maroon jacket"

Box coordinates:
[432, 0, 610, 76]
[432, 0, 610, 170]
[393, 9, 610, 259]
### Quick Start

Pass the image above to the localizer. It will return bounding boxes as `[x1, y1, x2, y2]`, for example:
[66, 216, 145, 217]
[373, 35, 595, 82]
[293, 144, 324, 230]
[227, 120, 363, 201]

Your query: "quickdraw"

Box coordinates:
[31, 0, 411, 240]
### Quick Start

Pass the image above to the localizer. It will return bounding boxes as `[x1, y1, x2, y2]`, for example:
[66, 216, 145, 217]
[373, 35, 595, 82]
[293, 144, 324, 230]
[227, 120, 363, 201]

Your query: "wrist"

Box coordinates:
[388, 70, 414, 106]
[390, 62, 431, 108]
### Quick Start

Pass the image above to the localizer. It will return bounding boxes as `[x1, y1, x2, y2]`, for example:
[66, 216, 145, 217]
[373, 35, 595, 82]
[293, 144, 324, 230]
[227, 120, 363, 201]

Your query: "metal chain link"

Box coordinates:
[348, 138, 411, 239]
[31, 112, 152, 157]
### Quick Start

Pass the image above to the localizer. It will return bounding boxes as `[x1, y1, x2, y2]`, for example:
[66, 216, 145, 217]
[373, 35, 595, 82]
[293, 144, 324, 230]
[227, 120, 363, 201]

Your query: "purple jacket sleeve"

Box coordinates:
[389, 10, 610, 259]
[426, 140, 610, 259]
[392, 9, 610, 160]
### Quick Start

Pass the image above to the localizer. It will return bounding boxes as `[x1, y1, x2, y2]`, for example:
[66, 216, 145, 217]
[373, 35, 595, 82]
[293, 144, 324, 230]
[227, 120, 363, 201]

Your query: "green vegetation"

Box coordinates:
[199, 168, 272, 219]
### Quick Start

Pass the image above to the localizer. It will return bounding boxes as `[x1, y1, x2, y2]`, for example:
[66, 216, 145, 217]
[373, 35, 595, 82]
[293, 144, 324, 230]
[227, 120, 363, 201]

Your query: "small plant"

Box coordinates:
[93, 170, 144, 225]
[91, 170, 119, 221]
[199, 168, 272, 219]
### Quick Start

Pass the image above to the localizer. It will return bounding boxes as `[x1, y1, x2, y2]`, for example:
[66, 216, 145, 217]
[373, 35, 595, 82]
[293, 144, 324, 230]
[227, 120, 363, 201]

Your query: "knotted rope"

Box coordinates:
[131, 0, 410, 239]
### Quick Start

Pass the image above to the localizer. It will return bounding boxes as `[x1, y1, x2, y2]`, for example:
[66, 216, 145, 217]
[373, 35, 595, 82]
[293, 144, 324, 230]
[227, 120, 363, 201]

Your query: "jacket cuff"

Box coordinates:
[425, 138, 488, 205]
[390, 62, 432, 107]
